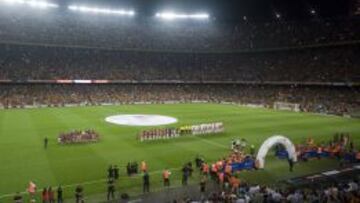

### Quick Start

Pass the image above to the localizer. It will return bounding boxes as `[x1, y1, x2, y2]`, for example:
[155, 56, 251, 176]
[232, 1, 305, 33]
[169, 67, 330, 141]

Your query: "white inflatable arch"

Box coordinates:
[256, 135, 297, 169]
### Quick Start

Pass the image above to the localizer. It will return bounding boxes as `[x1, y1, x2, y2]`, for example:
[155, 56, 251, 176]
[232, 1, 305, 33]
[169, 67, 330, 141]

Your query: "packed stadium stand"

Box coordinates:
[131, 176, 360, 203]
[0, 44, 359, 82]
[1, 1, 360, 202]
[0, 84, 358, 116]
[0, 6, 359, 117]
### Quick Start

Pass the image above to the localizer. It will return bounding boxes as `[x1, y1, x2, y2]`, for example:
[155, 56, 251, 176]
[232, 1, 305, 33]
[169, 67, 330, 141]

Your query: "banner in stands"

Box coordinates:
[0, 79, 358, 87]
[0, 79, 12, 83]
[74, 80, 92, 84]
[93, 80, 110, 84]
[163, 101, 181, 104]
[56, 80, 73, 83]
[64, 104, 78, 107]
[243, 103, 265, 108]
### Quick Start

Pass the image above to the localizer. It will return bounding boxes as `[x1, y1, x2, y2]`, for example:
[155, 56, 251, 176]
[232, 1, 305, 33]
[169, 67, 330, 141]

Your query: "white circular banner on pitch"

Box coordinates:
[105, 114, 178, 126]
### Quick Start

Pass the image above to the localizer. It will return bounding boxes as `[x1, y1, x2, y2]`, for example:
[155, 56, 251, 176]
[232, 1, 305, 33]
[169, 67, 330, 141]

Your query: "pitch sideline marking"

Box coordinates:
[0, 167, 180, 199]
[0, 136, 228, 199]
[0, 138, 228, 199]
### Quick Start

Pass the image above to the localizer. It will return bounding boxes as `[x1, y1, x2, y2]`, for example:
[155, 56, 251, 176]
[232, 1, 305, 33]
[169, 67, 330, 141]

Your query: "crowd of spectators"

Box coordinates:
[0, 8, 358, 118]
[0, 6, 359, 51]
[182, 178, 360, 203]
[0, 84, 358, 115]
[177, 135, 360, 203]
[0, 43, 359, 82]
[58, 129, 100, 144]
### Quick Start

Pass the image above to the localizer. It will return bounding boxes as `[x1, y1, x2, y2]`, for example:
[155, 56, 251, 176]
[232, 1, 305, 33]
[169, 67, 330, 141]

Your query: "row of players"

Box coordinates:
[138, 128, 182, 141]
[58, 129, 100, 144]
[138, 122, 224, 142]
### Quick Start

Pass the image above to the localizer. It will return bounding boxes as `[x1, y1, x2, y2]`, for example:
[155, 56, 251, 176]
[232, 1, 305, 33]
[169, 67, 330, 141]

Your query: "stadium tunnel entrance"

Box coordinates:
[256, 135, 297, 169]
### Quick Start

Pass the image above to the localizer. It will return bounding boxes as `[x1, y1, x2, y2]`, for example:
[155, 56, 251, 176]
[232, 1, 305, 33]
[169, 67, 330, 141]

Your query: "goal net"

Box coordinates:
[273, 102, 300, 112]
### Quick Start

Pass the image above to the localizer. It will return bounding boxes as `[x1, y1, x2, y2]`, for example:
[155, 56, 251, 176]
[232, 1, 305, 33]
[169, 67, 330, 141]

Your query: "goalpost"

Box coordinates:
[273, 102, 300, 112]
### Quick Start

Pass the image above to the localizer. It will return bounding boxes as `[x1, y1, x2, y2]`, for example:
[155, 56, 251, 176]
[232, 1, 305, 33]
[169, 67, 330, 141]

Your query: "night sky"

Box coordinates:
[57, 0, 354, 22]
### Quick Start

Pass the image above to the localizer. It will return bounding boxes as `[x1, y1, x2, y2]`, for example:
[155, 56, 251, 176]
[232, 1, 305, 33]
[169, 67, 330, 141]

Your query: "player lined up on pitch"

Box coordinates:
[138, 122, 224, 141]
[58, 129, 100, 144]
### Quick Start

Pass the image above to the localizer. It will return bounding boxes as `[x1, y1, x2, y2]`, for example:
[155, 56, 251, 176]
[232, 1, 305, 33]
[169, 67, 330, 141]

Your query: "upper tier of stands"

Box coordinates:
[0, 7, 359, 82]
[0, 44, 359, 82]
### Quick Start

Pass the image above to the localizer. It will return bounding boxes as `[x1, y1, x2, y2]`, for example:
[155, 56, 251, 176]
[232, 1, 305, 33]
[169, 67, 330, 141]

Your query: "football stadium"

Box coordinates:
[0, 0, 359, 202]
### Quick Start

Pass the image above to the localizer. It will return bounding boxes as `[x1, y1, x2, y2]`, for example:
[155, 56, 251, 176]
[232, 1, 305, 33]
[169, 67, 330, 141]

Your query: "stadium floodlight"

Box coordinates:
[0, 0, 58, 8]
[155, 12, 209, 20]
[68, 5, 135, 16]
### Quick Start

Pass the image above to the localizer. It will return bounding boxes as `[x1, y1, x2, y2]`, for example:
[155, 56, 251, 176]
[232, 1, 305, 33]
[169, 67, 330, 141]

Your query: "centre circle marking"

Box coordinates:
[105, 114, 178, 126]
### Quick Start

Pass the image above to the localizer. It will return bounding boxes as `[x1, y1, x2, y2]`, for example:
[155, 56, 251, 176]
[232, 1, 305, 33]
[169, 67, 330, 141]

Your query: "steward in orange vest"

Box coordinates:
[202, 163, 209, 176]
[210, 163, 218, 180]
[218, 172, 224, 185]
[356, 152, 360, 160]
[225, 164, 232, 175]
[141, 161, 147, 172]
[317, 147, 323, 159]
[162, 169, 171, 187]
[27, 181, 36, 199]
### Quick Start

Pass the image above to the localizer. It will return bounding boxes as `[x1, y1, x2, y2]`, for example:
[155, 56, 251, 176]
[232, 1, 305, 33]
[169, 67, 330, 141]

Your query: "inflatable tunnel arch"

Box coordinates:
[256, 135, 297, 169]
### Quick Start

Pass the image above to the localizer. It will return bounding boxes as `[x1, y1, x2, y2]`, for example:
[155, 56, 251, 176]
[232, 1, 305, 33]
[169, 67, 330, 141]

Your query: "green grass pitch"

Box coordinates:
[0, 103, 359, 202]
